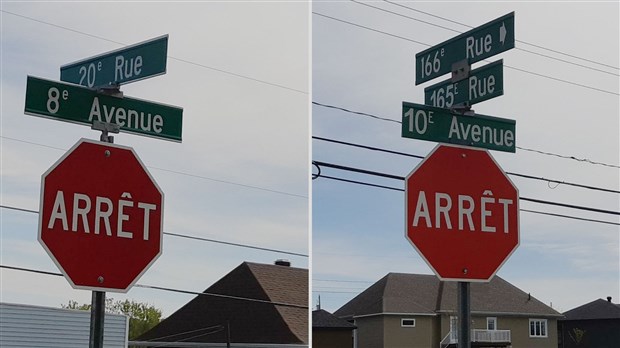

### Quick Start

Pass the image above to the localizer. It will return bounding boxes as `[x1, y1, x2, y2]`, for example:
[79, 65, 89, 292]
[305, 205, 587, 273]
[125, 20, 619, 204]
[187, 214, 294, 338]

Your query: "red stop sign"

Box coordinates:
[38, 139, 163, 292]
[405, 144, 519, 282]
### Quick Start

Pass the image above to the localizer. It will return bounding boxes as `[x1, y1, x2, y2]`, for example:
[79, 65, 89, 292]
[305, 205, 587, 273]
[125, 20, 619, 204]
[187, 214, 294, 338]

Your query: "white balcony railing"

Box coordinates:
[440, 330, 511, 348]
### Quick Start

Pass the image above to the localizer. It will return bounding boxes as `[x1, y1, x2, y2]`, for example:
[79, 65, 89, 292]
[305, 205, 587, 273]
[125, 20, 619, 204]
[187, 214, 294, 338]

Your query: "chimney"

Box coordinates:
[275, 259, 291, 267]
[607, 296, 612, 302]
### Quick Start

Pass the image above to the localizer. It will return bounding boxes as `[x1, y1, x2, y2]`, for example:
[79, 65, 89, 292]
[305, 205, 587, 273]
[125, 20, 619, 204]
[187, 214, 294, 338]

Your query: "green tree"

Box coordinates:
[62, 298, 162, 340]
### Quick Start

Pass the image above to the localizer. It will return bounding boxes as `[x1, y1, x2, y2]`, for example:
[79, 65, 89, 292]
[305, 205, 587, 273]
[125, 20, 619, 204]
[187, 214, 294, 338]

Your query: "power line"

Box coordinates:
[312, 102, 620, 169]
[313, 161, 620, 216]
[1, 10, 307, 94]
[312, 137, 620, 193]
[350, 0, 618, 77]
[0, 136, 308, 198]
[0, 204, 308, 257]
[315, 174, 620, 226]
[381, 0, 620, 71]
[313, 11, 619, 96]
[0, 265, 308, 309]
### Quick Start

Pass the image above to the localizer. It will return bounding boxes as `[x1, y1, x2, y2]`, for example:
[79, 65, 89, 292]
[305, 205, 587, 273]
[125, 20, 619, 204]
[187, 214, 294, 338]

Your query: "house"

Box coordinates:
[558, 296, 620, 348]
[135, 261, 308, 347]
[334, 272, 562, 348]
[0, 302, 127, 347]
[312, 308, 356, 348]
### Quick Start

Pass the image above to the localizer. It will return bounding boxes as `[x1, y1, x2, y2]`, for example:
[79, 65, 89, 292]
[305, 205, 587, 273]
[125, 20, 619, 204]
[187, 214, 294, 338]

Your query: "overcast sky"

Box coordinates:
[1, 1, 309, 317]
[1, 0, 619, 329]
[312, 1, 619, 314]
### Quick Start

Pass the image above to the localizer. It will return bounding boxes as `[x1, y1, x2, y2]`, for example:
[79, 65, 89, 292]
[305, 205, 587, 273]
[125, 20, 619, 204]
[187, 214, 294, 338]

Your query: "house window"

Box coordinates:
[487, 317, 497, 330]
[529, 319, 547, 337]
[401, 318, 415, 327]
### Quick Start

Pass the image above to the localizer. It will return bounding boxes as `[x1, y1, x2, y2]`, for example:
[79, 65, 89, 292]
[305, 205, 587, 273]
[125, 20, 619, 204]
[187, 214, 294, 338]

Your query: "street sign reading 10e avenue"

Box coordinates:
[405, 144, 519, 282]
[39, 139, 163, 292]
[402, 101, 515, 153]
[415, 12, 514, 85]
[60, 35, 168, 88]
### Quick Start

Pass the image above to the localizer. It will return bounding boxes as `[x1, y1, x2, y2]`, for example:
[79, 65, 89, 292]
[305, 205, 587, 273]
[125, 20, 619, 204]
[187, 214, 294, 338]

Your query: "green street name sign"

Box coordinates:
[415, 12, 514, 85]
[402, 101, 515, 152]
[60, 35, 168, 88]
[25, 76, 183, 142]
[424, 60, 504, 108]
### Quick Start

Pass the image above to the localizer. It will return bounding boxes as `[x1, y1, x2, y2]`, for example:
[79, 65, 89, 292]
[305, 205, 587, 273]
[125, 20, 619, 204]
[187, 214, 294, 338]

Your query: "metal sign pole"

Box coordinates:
[89, 102, 119, 348]
[458, 282, 471, 348]
[89, 291, 106, 348]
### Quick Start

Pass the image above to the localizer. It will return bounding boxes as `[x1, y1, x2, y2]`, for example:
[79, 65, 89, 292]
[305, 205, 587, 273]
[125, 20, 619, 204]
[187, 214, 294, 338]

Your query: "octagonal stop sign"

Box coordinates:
[39, 138, 163, 292]
[405, 144, 519, 282]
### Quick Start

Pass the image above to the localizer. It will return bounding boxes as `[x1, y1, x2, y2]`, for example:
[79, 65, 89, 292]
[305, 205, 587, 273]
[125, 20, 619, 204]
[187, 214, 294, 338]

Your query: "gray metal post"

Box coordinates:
[89, 291, 106, 348]
[458, 282, 471, 348]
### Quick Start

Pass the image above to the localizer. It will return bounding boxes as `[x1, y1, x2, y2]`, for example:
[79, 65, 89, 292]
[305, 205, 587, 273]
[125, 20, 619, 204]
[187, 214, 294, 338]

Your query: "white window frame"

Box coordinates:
[486, 317, 497, 330]
[529, 318, 548, 338]
[401, 318, 416, 327]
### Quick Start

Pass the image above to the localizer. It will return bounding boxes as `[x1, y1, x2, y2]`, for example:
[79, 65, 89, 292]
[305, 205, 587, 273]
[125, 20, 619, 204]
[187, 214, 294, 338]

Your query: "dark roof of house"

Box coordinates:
[312, 309, 357, 329]
[562, 298, 620, 320]
[334, 273, 561, 319]
[137, 262, 308, 345]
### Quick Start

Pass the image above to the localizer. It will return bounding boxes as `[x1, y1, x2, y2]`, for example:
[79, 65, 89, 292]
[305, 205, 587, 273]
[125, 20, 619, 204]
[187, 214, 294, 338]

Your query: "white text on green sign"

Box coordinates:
[401, 102, 515, 153]
[25, 76, 182, 142]
[425, 60, 504, 108]
[415, 12, 514, 85]
[60, 35, 168, 88]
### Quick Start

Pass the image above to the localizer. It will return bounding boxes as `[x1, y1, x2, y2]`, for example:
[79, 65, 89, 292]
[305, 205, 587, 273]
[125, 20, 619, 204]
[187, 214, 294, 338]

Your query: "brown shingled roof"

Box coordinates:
[335, 273, 560, 319]
[137, 262, 308, 345]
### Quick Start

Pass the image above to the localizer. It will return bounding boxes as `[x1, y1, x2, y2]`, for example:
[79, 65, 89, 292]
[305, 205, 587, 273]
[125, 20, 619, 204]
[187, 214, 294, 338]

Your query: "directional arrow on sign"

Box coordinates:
[415, 12, 514, 85]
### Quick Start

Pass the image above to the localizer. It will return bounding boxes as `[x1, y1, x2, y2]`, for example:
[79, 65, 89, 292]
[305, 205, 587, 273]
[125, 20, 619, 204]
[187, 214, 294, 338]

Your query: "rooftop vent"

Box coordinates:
[607, 296, 612, 302]
[275, 259, 291, 267]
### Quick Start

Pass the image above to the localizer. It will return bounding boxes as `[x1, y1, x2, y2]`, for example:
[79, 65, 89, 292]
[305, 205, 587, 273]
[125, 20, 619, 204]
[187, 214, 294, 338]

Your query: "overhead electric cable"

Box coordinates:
[312, 137, 620, 193]
[381, 0, 620, 70]
[313, 161, 620, 216]
[0, 136, 308, 198]
[350, 0, 618, 76]
[314, 174, 620, 226]
[312, 102, 620, 169]
[1, 10, 306, 94]
[0, 205, 308, 257]
[0, 265, 308, 309]
[313, 11, 619, 96]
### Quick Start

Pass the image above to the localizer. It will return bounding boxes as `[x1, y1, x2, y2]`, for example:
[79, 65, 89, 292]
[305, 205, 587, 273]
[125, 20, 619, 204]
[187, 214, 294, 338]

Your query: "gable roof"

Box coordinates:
[312, 309, 356, 330]
[335, 273, 560, 319]
[562, 298, 620, 320]
[137, 262, 308, 345]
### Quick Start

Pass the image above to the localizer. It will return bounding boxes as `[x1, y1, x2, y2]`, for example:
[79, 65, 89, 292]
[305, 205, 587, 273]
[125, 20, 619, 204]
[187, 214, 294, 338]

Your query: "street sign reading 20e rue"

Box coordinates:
[415, 12, 514, 85]
[60, 35, 168, 88]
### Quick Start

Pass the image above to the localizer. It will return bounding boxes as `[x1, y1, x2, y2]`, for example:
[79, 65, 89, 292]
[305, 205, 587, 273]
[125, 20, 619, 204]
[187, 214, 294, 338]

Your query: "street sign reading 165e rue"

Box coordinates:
[25, 76, 183, 142]
[424, 60, 504, 108]
[415, 12, 514, 85]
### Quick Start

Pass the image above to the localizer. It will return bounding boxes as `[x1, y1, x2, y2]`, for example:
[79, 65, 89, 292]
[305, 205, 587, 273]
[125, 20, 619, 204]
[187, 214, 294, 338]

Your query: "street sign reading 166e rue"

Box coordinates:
[25, 76, 183, 142]
[415, 12, 514, 85]
[60, 35, 168, 88]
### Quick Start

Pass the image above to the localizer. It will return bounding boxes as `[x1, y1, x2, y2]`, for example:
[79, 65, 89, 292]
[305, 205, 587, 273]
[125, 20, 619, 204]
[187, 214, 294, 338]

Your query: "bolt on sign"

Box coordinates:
[38, 139, 163, 292]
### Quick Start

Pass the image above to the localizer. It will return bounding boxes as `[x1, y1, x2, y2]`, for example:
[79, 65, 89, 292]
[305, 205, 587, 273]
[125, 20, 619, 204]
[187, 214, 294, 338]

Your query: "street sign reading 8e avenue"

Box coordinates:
[405, 144, 519, 282]
[38, 139, 163, 292]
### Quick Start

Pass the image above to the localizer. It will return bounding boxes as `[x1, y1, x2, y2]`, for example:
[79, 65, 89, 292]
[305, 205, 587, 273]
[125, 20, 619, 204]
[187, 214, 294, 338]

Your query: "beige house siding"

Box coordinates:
[507, 317, 558, 348]
[383, 315, 437, 348]
[355, 316, 384, 348]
